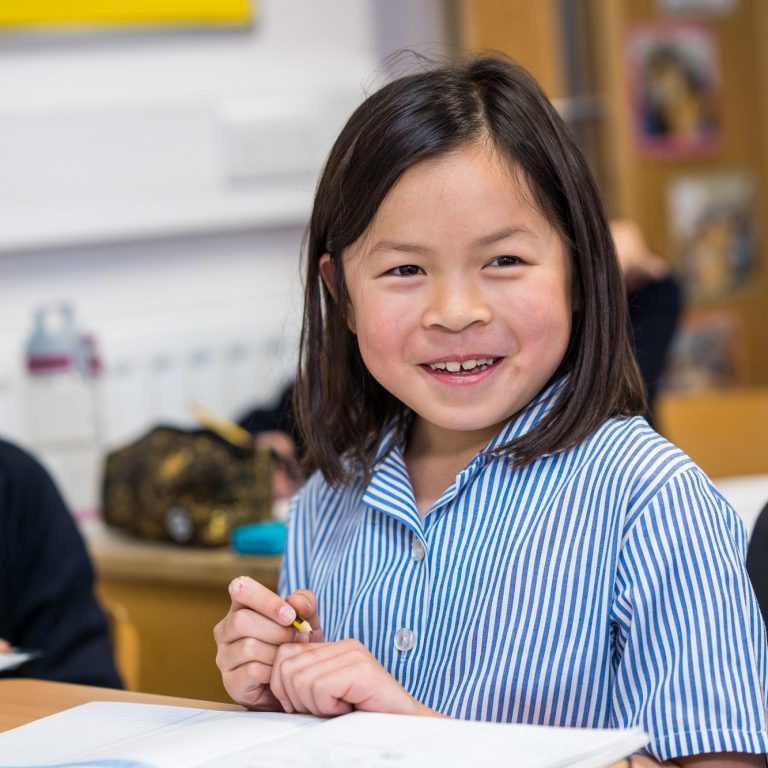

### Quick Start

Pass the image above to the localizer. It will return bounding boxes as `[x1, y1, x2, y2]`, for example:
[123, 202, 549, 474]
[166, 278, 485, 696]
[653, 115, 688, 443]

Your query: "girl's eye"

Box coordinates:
[489, 255, 522, 267]
[388, 264, 424, 277]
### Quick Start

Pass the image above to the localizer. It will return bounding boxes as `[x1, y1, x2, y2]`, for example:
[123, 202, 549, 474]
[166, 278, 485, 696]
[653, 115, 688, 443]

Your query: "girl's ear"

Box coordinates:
[319, 253, 357, 334]
[319, 253, 337, 300]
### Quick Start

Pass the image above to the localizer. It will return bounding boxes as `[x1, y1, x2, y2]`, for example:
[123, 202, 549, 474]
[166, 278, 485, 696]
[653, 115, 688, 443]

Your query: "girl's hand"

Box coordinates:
[213, 576, 322, 710]
[254, 430, 301, 501]
[270, 638, 436, 717]
[0, 638, 10, 653]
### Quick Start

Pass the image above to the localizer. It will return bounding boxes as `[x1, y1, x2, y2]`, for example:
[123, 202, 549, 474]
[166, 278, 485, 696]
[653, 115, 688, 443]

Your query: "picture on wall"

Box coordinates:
[668, 171, 757, 303]
[626, 23, 721, 157]
[661, 310, 747, 392]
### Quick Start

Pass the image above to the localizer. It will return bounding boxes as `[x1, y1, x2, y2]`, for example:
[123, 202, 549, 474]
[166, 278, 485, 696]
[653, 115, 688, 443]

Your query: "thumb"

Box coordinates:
[286, 589, 324, 642]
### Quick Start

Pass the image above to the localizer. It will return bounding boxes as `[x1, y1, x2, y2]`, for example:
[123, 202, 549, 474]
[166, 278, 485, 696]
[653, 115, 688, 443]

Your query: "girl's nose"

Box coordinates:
[422, 279, 492, 332]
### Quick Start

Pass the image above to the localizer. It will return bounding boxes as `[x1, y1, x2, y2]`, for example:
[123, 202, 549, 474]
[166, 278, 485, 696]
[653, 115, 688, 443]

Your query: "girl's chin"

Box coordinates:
[409, 415, 509, 445]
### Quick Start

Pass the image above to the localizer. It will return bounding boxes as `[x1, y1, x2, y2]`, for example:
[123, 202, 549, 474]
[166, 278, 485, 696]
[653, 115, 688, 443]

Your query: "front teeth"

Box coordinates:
[429, 357, 495, 372]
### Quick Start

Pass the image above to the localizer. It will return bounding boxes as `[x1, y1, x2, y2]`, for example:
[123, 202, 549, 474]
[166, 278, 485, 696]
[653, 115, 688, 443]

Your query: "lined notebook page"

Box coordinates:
[206, 710, 647, 768]
[0, 702, 646, 768]
[0, 702, 319, 766]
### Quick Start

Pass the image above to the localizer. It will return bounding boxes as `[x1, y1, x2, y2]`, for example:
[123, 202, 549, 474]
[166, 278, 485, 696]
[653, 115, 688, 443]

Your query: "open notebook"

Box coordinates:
[0, 701, 647, 768]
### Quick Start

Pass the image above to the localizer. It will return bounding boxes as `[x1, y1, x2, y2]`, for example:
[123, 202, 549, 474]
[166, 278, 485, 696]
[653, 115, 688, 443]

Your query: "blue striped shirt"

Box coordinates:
[280, 381, 768, 760]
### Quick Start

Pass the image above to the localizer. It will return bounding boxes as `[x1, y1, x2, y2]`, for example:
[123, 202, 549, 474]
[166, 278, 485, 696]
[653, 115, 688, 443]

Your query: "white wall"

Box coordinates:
[0, 2, 383, 253]
[0, 0, 449, 453]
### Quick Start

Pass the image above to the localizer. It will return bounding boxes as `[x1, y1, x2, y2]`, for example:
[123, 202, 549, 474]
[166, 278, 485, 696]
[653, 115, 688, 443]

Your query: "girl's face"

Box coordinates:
[323, 141, 573, 455]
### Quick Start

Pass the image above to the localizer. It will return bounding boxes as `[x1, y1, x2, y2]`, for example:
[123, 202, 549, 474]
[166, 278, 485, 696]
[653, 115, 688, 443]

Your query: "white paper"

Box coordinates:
[0, 648, 39, 672]
[204, 711, 648, 768]
[0, 703, 320, 767]
[0, 702, 647, 768]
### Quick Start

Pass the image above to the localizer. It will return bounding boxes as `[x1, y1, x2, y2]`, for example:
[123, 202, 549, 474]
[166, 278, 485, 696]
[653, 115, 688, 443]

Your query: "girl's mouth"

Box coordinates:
[422, 357, 501, 375]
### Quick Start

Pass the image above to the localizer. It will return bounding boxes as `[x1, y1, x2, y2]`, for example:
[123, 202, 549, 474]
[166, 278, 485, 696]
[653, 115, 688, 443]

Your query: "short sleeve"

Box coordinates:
[611, 467, 768, 761]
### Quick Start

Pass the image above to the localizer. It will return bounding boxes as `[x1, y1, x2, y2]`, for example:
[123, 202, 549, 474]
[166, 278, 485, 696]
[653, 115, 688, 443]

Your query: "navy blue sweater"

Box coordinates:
[0, 439, 122, 688]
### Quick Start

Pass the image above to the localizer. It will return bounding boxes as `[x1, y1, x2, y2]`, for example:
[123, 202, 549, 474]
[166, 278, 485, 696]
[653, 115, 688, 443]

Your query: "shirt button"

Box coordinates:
[411, 538, 425, 562]
[394, 627, 416, 652]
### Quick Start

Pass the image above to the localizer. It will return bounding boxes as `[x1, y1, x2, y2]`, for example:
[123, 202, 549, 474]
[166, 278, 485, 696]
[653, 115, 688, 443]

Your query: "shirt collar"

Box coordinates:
[364, 377, 566, 524]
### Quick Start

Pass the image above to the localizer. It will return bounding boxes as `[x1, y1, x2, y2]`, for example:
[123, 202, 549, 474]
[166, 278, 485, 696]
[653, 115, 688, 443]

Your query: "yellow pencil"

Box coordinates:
[292, 614, 313, 636]
[189, 400, 252, 447]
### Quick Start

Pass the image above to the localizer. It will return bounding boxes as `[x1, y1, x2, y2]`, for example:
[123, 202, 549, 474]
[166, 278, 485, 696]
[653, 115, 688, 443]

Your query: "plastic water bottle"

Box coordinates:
[24, 303, 104, 521]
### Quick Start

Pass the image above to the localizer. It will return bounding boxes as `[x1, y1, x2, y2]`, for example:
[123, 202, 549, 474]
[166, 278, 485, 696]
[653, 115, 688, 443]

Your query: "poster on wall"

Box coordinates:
[661, 311, 747, 392]
[625, 23, 721, 158]
[0, 0, 253, 29]
[668, 171, 757, 303]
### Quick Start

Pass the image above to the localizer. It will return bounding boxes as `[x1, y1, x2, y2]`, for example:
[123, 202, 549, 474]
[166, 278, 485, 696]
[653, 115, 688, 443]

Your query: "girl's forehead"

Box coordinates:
[348, 143, 550, 253]
[392, 141, 530, 198]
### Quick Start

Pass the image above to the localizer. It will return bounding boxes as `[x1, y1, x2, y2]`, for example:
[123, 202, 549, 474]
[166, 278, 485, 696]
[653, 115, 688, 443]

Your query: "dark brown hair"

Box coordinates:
[295, 55, 646, 486]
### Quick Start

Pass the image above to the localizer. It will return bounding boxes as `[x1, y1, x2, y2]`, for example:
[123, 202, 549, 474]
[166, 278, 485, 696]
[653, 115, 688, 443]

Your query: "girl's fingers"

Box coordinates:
[216, 635, 279, 674]
[280, 658, 312, 714]
[269, 643, 303, 713]
[271, 642, 331, 713]
[272, 640, 368, 715]
[278, 643, 349, 714]
[312, 666, 358, 716]
[215, 606, 296, 647]
[287, 589, 316, 617]
[228, 576, 298, 629]
[293, 655, 358, 716]
[222, 660, 279, 709]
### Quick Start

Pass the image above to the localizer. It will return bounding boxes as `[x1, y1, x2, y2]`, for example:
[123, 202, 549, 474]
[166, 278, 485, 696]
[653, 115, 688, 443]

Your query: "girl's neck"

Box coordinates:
[403, 417, 503, 517]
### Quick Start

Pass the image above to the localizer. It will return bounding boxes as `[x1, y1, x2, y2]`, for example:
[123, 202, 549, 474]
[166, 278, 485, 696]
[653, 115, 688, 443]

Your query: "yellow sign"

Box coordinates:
[0, 0, 252, 27]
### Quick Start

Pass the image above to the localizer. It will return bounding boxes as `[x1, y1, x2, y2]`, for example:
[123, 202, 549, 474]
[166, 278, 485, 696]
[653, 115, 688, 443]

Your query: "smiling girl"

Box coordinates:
[214, 57, 767, 766]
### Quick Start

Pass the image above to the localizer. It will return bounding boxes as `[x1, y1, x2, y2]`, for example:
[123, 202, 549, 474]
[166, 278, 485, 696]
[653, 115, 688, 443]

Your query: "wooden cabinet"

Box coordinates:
[657, 387, 768, 478]
[83, 522, 281, 702]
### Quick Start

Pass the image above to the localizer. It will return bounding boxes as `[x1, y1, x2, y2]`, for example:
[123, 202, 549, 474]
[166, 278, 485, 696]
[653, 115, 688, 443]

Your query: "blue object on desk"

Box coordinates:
[231, 521, 287, 555]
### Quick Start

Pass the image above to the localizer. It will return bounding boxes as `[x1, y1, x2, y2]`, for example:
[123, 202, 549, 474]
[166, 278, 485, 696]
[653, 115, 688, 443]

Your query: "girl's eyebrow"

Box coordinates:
[367, 227, 531, 257]
[472, 226, 532, 247]
[367, 239, 430, 257]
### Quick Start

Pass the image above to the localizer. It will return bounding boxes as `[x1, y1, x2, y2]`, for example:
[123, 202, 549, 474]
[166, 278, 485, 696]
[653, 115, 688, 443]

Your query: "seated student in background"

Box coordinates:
[214, 57, 766, 766]
[747, 501, 768, 628]
[611, 218, 682, 423]
[0, 438, 122, 688]
[239, 382, 303, 502]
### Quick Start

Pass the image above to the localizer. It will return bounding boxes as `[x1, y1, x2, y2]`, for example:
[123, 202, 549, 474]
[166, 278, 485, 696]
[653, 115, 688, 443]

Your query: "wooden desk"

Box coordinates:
[0, 678, 242, 733]
[82, 521, 281, 701]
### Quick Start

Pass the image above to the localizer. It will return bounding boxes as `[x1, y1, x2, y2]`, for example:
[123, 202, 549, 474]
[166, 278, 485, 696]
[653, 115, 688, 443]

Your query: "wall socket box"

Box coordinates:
[219, 98, 324, 181]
